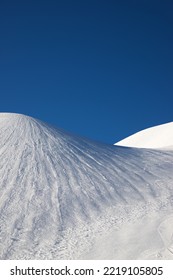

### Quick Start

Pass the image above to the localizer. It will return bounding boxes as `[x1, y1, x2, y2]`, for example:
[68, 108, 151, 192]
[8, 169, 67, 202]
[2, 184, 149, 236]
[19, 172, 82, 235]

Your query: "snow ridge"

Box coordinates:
[115, 122, 173, 149]
[0, 113, 173, 259]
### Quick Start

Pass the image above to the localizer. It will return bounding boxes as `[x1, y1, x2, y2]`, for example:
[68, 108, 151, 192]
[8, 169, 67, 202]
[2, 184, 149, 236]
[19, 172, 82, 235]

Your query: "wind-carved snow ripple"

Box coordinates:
[0, 113, 173, 259]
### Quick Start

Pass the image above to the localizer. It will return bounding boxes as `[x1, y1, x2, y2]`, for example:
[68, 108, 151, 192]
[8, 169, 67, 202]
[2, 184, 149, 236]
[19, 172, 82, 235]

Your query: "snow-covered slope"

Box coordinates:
[115, 122, 173, 149]
[0, 113, 173, 260]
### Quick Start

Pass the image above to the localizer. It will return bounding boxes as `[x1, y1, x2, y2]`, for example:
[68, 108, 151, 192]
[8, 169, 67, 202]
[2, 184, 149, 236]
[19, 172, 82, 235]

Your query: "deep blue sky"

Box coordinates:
[0, 0, 173, 144]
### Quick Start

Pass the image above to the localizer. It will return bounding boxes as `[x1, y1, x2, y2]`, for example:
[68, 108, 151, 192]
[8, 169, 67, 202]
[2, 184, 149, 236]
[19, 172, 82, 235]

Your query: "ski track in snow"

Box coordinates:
[0, 113, 173, 259]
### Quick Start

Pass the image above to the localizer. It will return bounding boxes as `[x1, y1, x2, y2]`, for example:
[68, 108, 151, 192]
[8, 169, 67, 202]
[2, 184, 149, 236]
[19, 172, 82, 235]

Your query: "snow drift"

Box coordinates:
[115, 122, 173, 150]
[0, 113, 173, 259]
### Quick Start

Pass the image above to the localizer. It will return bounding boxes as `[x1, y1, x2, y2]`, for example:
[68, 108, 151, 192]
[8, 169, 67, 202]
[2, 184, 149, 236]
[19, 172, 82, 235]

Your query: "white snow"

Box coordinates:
[0, 113, 173, 260]
[115, 122, 173, 150]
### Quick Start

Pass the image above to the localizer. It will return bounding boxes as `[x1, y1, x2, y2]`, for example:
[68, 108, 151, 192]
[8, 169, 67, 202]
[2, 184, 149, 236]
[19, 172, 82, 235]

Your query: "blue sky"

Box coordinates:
[0, 0, 173, 144]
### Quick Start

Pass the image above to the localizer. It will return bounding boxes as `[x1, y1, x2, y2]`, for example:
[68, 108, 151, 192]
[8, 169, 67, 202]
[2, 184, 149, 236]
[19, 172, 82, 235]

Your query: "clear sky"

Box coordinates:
[0, 0, 173, 144]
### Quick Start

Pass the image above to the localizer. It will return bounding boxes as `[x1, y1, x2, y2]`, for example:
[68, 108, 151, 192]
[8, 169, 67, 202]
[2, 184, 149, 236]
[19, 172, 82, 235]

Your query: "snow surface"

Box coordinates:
[0, 113, 173, 259]
[115, 122, 173, 150]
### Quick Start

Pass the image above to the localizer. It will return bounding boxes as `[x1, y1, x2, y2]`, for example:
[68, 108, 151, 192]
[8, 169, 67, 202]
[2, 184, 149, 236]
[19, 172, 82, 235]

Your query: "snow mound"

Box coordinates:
[0, 113, 173, 260]
[115, 122, 173, 150]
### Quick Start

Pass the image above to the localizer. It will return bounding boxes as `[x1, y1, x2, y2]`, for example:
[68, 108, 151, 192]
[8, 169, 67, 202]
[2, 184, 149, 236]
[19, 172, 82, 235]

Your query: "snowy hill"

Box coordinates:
[115, 122, 173, 150]
[0, 113, 173, 259]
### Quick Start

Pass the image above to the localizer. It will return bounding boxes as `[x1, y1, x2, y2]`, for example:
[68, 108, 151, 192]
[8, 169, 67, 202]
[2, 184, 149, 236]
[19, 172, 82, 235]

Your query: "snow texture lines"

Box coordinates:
[0, 113, 173, 259]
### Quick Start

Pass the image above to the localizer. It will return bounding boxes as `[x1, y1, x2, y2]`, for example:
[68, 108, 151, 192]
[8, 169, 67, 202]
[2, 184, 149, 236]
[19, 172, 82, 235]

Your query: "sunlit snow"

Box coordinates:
[0, 113, 173, 259]
[115, 122, 173, 150]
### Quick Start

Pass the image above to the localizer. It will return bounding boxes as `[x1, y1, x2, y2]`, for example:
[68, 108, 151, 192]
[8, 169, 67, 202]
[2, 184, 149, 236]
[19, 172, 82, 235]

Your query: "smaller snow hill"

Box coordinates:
[115, 122, 173, 150]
